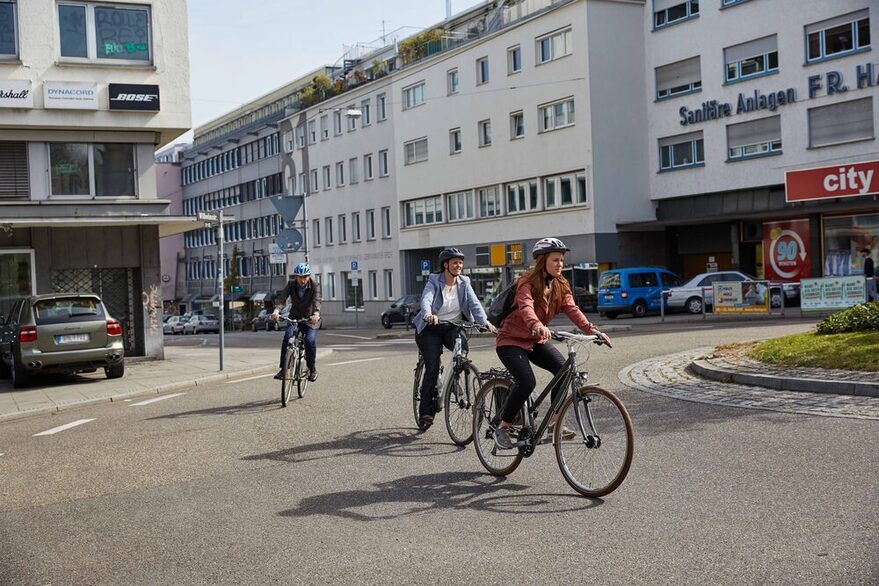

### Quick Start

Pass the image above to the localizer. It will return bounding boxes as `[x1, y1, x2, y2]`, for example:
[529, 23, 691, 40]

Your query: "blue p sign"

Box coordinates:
[421, 260, 430, 271]
[351, 260, 359, 271]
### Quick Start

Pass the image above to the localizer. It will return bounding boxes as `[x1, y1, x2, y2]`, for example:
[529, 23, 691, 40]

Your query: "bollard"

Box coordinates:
[660, 290, 667, 323]
[702, 286, 707, 319]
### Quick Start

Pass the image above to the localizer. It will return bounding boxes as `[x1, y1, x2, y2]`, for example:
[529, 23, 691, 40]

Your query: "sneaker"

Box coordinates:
[273, 370, 284, 380]
[493, 425, 515, 450]
[540, 424, 577, 444]
[418, 415, 434, 431]
[307, 369, 318, 382]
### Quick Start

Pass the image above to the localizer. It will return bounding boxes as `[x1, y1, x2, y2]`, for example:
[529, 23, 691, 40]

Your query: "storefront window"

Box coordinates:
[823, 213, 879, 276]
[0, 251, 34, 318]
[50, 143, 90, 195]
[94, 143, 135, 196]
[50, 143, 137, 197]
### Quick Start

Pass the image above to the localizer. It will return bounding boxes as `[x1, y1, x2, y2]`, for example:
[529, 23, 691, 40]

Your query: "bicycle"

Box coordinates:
[411, 321, 488, 446]
[472, 331, 634, 497]
[278, 316, 311, 407]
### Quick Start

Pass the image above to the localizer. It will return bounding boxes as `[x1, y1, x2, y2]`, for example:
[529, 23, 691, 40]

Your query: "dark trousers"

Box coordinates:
[415, 323, 467, 418]
[496, 343, 567, 423]
[280, 322, 318, 370]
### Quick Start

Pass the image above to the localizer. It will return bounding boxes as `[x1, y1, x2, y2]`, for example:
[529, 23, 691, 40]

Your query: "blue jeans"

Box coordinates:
[280, 322, 318, 370]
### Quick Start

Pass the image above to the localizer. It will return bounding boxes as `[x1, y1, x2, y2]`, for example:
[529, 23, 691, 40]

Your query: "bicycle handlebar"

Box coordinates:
[433, 319, 493, 333]
[276, 316, 311, 325]
[551, 330, 611, 348]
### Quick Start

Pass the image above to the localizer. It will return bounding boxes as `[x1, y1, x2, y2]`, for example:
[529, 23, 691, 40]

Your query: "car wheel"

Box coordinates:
[105, 363, 124, 379]
[381, 315, 392, 329]
[604, 312, 618, 320]
[631, 301, 647, 318]
[252, 324, 258, 332]
[686, 297, 704, 314]
[11, 357, 30, 389]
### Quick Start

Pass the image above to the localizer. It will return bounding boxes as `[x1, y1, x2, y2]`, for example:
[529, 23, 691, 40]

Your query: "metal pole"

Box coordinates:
[354, 278, 359, 329]
[660, 290, 666, 323]
[301, 192, 309, 263]
[217, 216, 225, 371]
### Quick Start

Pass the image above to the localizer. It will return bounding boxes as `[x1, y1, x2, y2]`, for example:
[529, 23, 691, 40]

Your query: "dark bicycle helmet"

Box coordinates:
[532, 237, 570, 259]
[438, 247, 465, 265]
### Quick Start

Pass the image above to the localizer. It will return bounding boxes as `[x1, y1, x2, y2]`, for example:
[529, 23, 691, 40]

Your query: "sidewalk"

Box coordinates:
[0, 346, 332, 422]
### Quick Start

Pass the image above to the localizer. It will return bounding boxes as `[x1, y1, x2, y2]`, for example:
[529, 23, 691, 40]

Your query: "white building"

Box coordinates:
[0, 0, 193, 357]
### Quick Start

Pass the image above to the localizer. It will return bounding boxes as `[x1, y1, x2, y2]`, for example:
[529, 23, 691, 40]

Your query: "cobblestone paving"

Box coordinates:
[702, 346, 877, 382]
[619, 348, 879, 421]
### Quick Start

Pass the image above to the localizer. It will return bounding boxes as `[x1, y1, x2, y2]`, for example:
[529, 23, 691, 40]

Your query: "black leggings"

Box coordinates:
[415, 324, 467, 417]
[496, 343, 567, 423]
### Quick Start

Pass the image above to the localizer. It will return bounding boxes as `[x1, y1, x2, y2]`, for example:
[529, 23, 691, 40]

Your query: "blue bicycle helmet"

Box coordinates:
[293, 262, 311, 276]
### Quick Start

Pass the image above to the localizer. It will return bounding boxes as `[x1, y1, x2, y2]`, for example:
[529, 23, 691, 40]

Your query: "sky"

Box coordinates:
[185, 0, 484, 139]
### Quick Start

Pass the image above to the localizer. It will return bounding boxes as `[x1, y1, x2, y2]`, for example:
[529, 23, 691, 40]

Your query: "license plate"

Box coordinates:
[57, 334, 90, 344]
[604, 295, 614, 301]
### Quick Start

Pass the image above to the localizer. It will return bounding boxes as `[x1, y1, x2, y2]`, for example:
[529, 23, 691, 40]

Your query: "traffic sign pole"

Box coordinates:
[217, 216, 225, 371]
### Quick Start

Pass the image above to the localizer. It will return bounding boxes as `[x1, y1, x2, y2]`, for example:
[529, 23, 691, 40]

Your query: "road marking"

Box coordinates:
[33, 419, 96, 436]
[226, 373, 274, 384]
[324, 333, 373, 340]
[326, 357, 387, 367]
[129, 393, 186, 406]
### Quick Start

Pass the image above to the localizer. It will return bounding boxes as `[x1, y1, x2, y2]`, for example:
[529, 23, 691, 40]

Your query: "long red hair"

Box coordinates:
[516, 254, 571, 316]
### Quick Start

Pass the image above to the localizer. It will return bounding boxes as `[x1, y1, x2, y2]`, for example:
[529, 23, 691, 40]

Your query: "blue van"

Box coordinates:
[597, 267, 683, 318]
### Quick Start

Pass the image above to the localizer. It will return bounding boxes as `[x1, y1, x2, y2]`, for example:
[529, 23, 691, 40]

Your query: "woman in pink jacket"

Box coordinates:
[493, 237, 610, 449]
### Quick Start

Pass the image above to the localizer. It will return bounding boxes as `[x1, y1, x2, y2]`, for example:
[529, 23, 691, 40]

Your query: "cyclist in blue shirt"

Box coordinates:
[272, 263, 321, 381]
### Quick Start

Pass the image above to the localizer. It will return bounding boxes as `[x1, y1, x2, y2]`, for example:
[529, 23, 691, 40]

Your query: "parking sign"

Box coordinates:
[351, 260, 359, 271]
[421, 259, 430, 271]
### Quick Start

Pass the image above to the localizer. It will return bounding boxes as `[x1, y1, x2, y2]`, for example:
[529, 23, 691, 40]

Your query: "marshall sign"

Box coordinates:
[108, 83, 160, 111]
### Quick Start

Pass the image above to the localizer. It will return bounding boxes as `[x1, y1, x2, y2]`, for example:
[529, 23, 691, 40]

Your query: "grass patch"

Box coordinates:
[748, 330, 879, 372]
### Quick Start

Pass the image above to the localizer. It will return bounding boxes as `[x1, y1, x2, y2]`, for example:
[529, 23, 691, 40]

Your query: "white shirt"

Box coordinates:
[435, 281, 463, 323]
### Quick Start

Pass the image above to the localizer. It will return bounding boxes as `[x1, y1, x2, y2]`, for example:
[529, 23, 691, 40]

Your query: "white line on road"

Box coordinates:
[226, 373, 274, 384]
[33, 419, 96, 436]
[324, 333, 373, 340]
[129, 393, 187, 406]
[326, 357, 387, 367]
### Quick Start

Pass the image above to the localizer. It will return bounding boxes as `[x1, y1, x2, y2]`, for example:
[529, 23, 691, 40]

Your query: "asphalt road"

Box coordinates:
[1, 321, 876, 584]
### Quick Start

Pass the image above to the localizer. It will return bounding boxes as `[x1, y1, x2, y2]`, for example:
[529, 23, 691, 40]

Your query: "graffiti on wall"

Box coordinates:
[142, 283, 160, 331]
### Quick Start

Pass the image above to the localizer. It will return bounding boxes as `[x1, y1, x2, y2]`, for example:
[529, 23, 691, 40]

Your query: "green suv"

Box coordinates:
[0, 294, 125, 388]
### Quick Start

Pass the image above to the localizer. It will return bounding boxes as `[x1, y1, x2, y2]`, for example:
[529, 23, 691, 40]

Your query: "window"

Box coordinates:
[404, 137, 429, 165]
[297, 172, 305, 195]
[478, 186, 501, 217]
[322, 165, 331, 190]
[320, 115, 329, 140]
[449, 128, 462, 154]
[447, 68, 459, 94]
[295, 125, 304, 148]
[308, 120, 316, 144]
[361, 99, 371, 125]
[653, 0, 699, 29]
[328, 273, 336, 299]
[656, 56, 701, 99]
[447, 190, 474, 221]
[364, 153, 374, 180]
[539, 98, 575, 132]
[352, 212, 361, 241]
[510, 111, 525, 139]
[807, 10, 870, 62]
[506, 181, 539, 213]
[404, 196, 444, 227]
[544, 173, 587, 208]
[381, 206, 391, 238]
[334, 111, 343, 135]
[478, 120, 492, 147]
[336, 162, 345, 186]
[403, 82, 426, 109]
[59, 2, 152, 63]
[325, 217, 334, 245]
[508, 45, 522, 74]
[310, 169, 318, 193]
[724, 35, 778, 83]
[377, 93, 387, 120]
[476, 57, 489, 84]
[343, 271, 363, 309]
[536, 28, 572, 64]
[721, 0, 751, 6]
[379, 149, 389, 176]
[338, 214, 347, 243]
[0, 142, 28, 197]
[347, 105, 357, 131]
[384, 269, 393, 299]
[369, 270, 378, 299]
[727, 115, 782, 160]
[348, 157, 359, 184]
[49, 143, 136, 197]
[475, 246, 490, 266]
[658, 132, 705, 171]
[808, 97, 874, 148]
[0, 1, 18, 58]
[366, 209, 376, 240]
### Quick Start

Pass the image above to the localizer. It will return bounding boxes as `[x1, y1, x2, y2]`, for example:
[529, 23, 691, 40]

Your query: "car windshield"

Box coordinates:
[34, 297, 105, 325]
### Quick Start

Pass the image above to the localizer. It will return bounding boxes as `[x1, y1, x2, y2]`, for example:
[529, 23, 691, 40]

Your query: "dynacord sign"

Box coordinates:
[108, 83, 160, 111]
[44, 81, 99, 110]
[0, 80, 34, 109]
[785, 160, 878, 203]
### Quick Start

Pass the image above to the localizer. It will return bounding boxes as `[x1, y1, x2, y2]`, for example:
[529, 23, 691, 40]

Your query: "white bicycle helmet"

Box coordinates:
[532, 237, 570, 259]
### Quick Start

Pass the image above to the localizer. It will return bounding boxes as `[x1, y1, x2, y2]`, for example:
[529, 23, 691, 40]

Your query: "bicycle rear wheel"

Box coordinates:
[412, 355, 425, 427]
[472, 379, 523, 476]
[295, 346, 308, 398]
[554, 386, 634, 497]
[444, 363, 478, 446]
[281, 348, 297, 407]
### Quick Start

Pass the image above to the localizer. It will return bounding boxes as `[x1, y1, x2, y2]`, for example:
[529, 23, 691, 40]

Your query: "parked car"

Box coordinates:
[163, 315, 185, 334]
[182, 314, 220, 334]
[0, 293, 125, 388]
[666, 271, 800, 314]
[251, 309, 279, 331]
[597, 267, 683, 319]
[381, 294, 421, 328]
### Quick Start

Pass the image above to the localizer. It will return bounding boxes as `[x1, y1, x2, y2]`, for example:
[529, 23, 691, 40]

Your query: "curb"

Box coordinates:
[689, 359, 879, 398]
[0, 349, 334, 423]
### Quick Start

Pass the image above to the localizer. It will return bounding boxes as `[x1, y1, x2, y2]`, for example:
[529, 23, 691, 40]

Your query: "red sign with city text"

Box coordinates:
[763, 219, 811, 281]
[785, 160, 879, 202]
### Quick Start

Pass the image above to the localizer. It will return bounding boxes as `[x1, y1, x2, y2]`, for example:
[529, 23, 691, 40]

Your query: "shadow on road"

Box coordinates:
[242, 427, 463, 465]
[279, 471, 601, 521]
[147, 398, 280, 420]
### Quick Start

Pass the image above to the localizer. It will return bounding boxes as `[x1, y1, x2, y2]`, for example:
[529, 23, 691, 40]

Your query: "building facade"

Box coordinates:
[0, 0, 193, 357]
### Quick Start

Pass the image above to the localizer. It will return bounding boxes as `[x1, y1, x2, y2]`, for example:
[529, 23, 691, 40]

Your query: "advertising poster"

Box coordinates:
[713, 281, 770, 314]
[763, 219, 810, 281]
[800, 276, 866, 311]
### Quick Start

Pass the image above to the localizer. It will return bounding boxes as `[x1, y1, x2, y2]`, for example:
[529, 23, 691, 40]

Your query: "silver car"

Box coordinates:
[163, 315, 185, 335]
[665, 271, 796, 314]
[182, 314, 220, 334]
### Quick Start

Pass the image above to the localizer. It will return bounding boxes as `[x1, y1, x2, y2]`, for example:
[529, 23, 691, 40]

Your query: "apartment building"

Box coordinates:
[0, 0, 192, 358]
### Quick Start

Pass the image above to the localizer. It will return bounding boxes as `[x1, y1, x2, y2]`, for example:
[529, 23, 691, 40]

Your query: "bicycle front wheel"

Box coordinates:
[444, 363, 478, 446]
[412, 356, 425, 427]
[281, 348, 297, 407]
[295, 348, 308, 398]
[554, 386, 634, 497]
[472, 379, 523, 476]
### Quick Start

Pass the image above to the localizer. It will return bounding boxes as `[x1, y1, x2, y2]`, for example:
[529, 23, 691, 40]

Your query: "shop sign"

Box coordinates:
[800, 276, 866, 311]
[269, 244, 286, 264]
[0, 80, 33, 108]
[785, 160, 879, 202]
[763, 219, 810, 281]
[108, 83, 160, 111]
[713, 281, 771, 314]
[44, 81, 99, 110]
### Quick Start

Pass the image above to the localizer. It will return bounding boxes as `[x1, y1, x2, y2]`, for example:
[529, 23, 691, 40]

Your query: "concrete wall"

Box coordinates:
[157, 162, 183, 307]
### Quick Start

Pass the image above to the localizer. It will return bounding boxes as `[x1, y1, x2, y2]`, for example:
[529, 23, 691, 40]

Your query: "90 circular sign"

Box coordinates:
[766, 222, 809, 280]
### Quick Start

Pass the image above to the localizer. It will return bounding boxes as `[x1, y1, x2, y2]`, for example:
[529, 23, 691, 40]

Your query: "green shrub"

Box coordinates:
[816, 301, 879, 334]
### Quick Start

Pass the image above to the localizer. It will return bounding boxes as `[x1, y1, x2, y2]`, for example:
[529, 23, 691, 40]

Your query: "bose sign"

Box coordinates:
[785, 160, 879, 203]
[108, 83, 160, 111]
